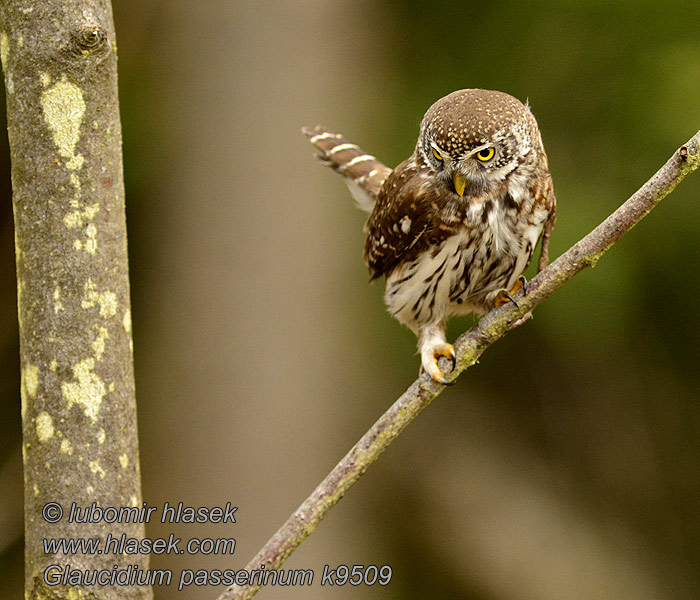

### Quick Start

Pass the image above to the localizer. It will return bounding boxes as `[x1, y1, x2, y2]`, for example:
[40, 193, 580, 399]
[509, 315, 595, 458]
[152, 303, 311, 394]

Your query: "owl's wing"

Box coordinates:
[363, 158, 460, 279]
[303, 126, 392, 213]
[532, 170, 557, 271]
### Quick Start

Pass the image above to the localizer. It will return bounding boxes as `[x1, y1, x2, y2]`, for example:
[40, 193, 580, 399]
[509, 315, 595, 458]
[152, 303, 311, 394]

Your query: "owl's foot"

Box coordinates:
[495, 275, 528, 307]
[421, 343, 456, 386]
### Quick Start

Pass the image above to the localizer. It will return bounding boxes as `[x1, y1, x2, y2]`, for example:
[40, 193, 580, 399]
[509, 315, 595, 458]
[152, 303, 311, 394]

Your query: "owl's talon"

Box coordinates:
[497, 290, 519, 308]
[495, 275, 528, 307]
[422, 343, 456, 385]
[518, 275, 528, 296]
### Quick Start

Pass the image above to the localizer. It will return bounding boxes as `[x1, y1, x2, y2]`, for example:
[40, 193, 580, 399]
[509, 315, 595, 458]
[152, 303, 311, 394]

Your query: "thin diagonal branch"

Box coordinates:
[218, 132, 700, 600]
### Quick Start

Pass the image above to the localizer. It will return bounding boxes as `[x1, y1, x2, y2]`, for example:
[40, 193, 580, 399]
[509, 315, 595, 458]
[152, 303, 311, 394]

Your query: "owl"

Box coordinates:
[304, 89, 556, 384]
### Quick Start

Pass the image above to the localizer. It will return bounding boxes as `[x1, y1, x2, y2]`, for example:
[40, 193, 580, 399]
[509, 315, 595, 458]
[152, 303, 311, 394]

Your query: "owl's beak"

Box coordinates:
[452, 172, 467, 196]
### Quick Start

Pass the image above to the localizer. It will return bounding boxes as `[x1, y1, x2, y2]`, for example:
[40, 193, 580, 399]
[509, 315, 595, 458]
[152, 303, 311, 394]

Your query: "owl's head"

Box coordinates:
[417, 89, 539, 197]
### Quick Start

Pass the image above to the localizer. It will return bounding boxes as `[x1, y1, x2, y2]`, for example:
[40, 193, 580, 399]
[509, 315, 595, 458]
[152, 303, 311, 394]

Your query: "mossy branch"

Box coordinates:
[218, 130, 699, 600]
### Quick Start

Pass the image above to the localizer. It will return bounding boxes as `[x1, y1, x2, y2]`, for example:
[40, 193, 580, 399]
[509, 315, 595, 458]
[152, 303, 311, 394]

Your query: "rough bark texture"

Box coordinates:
[220, 132, 699, 600]
[0, 2, 151, 599]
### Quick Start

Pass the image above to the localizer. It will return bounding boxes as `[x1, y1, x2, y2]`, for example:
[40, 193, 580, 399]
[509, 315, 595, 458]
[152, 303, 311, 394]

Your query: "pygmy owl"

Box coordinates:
[304, 89, 556, 384]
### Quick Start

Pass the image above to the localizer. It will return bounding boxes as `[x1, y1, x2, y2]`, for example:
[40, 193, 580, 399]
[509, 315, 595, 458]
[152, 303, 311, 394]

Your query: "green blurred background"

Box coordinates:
[1, 1, 700, 598]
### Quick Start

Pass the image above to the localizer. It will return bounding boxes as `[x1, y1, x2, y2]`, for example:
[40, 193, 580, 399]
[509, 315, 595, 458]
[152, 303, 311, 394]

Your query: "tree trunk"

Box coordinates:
[0, 1, 151, 598]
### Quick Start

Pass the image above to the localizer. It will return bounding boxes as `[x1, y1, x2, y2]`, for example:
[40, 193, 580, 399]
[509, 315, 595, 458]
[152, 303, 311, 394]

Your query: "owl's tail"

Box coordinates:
[303, 126, 391, 213]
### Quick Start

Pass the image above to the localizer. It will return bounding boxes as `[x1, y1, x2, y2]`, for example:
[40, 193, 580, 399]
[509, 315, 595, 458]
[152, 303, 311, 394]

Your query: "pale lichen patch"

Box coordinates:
[21, 364, 39, 420]
[60, 438, 74, 456]
[88, 460, 106, 479]
[92, 326, 109, 361]
[61, 358, 106, 422]
[53, 286, 64, 313]
[0, 31, 14, 92]
[64, 202, 99, 229]
[16, 278, 23, 329]
[123, 309, 132, 333]
[97, 429, 106, 444]
[65, 201, 100, 255]
[40, 74, 86, 171]
[86, 485, 94, 495]
[70, 172, 80, 197]
[0, 32, 9, 71]
[84, 202, 100, 219]
[36, 412, 55, 442]
[85, 223, 98, 254]
[81, 279, 118, 318]
[119, 454, 129, 469]
[64, 211, 81, 229]
[24, 364, 39, 398]
[33, 483, 39, 497]
[50, 359, 58, 372]
[130, 495, 139, 507]
[67, 588, 88, 600]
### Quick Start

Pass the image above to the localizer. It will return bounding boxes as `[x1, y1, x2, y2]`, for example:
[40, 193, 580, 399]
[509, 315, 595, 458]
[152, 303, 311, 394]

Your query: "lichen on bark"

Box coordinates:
[0, 2, 151, 598]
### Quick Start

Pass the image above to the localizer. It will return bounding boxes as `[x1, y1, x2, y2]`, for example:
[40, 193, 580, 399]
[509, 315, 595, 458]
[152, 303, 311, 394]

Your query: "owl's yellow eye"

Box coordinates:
[432, 148, 443, 161]
[476, 147, 495, 162]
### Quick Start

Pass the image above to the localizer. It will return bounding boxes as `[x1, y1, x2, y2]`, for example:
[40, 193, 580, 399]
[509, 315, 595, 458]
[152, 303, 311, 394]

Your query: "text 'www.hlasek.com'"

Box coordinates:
[40, 501, 393, 591]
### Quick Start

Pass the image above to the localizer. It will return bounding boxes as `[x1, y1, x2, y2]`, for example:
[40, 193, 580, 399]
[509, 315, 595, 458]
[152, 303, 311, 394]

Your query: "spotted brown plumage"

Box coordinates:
[304, 89, 556, 384]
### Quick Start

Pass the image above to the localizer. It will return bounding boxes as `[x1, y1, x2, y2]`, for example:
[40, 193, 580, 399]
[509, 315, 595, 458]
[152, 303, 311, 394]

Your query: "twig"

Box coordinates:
[217, 131, 700, 600]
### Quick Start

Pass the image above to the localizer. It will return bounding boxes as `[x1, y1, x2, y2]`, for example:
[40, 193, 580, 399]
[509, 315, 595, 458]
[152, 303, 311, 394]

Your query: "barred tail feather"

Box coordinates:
[303, 125, 391, 213]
